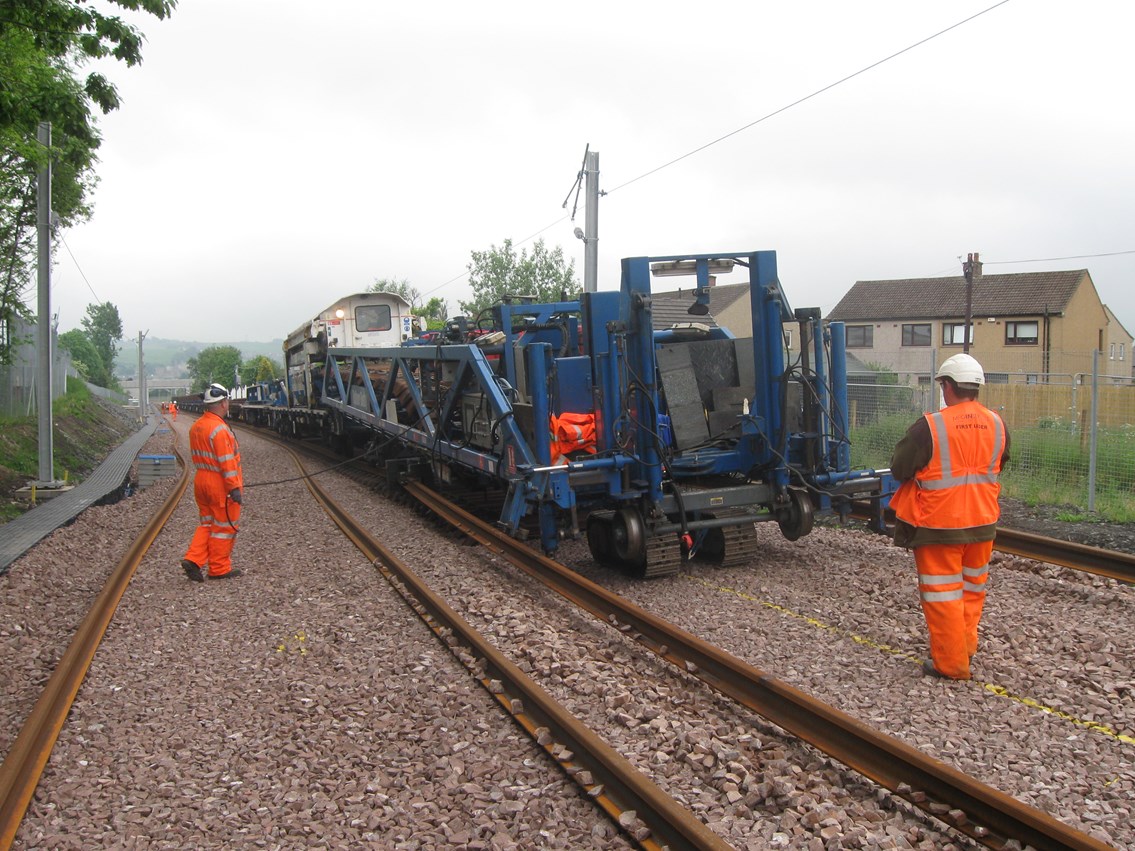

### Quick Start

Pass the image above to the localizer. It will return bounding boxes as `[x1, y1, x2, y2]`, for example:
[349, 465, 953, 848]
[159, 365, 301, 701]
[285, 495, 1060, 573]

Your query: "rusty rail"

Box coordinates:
[0, 454, 190, 850]
[406, 480, 1113, 851]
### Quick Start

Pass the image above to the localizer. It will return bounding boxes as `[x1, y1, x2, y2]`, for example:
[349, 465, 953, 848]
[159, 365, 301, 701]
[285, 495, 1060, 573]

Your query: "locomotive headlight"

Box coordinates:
[335, 309, 345, 319]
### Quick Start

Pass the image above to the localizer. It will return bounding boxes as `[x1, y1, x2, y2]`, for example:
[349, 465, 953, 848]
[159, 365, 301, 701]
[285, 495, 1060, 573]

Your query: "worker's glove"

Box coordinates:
[229, 488, 242, 505]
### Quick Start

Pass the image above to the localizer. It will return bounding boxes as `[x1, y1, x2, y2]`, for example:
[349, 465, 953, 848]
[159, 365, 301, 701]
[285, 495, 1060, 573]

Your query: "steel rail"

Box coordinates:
[289, 449, 730, 851]
[994, 527, 1135, 583]
[0, 453, 190, 851]
[405, 480, 1112, 851]
[849, 499, 1134, 584]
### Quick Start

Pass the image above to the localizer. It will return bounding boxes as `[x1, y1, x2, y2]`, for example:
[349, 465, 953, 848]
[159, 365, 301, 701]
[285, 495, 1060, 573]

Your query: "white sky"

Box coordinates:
[51, 0, 1135, 345]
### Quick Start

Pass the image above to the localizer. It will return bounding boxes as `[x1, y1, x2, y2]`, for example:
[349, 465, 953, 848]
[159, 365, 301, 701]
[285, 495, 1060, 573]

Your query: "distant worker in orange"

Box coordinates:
[181, 383, 243, 581]
[169, 399, 177, 421]
[889, 354, 1010, 680]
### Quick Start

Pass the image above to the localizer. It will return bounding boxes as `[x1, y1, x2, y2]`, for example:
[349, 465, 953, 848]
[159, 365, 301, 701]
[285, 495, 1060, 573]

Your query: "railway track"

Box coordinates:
[0, 438, 726, 850]
[398, 480, 1111, 851]
[0, 453, 191, 849]
[287, 444, 730, 850]
[2, 424, 1128, 848]
[266, 435, 1133, 851]
[992, 527, 1135, 584]
[846, 499, 1135, 583]
[279, 436, 1132, 850]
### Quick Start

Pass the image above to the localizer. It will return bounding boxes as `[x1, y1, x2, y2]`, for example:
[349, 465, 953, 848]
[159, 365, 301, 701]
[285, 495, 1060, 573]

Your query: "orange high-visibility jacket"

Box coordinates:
[550, 412, 597, 465]
[189, 411, 243, 493]
[890, 400, 1005, 530]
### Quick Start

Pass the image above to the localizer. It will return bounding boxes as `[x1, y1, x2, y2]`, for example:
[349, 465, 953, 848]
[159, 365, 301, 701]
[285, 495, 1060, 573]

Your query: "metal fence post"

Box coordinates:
[1088, 350, 1099, 512]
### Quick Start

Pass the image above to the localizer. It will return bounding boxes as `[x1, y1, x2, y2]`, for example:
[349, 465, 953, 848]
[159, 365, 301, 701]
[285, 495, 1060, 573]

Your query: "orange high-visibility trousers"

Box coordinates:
[913, 540, 992, 679]
[184, 473, 241, 577]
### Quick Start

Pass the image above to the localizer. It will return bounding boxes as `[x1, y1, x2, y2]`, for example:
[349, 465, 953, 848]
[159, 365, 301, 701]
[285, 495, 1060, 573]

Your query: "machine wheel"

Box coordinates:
[610, 507, 646, 570]
[777, 488, 815, 542]
[586, 512, 615, 564]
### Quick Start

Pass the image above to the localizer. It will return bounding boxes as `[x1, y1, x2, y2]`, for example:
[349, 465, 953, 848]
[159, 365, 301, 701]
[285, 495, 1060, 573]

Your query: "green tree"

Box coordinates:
[187, 345, 242, 392]
[79, 302, 123, 386]
[460, 238, 579, 319]
[58, 328, 105, 382]
[0, 0, 177, 364]
[417, 296, 448, 329]
[241, 354, 281, 383]
[369, 277, 418, 305]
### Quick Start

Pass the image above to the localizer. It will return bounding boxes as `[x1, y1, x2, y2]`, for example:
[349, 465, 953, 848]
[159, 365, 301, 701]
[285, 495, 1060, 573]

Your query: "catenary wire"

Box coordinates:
[58, 232, 102, 304]
[983, 250, 1135, 265]
[420, 1, 1013, 301]
[603, 0, 1014, 196]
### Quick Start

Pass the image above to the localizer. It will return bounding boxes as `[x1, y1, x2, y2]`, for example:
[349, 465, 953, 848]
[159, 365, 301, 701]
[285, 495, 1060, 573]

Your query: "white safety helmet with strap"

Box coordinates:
[935, 353, 985, 389]
[202, 383, 230, 404]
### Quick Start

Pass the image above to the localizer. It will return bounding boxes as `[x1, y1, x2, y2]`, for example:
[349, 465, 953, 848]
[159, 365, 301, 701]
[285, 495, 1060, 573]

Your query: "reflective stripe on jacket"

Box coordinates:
[189, 411, 243, 488]
[890, 400, 1004, 530]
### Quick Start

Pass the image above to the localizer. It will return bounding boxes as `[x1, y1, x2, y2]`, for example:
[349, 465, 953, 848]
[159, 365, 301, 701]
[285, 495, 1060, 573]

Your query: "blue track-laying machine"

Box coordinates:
[314, 250, 890, 577]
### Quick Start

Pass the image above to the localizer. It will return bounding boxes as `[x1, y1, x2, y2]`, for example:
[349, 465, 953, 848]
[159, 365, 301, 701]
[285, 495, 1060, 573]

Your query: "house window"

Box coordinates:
[985, 372, 1008, 384]
[1122, 344, 1126, 361]
[942, 323, 973, 347]
[902, 323, 932, 347]
[1110, 343, 1116, 360]
[782, 328, 793, 350]
[846, 325, 873, 348]
[1005, 321, 1038, 345]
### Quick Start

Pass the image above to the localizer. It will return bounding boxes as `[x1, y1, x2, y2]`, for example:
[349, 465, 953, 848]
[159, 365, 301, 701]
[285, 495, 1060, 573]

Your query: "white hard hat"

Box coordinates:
[202, 383, 230, 403]
[935, 353, 984, 388]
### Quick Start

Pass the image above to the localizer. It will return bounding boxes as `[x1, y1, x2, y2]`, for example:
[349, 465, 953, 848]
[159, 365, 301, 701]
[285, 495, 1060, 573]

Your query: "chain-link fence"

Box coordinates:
[845, 348, 1135, 521]
[0, 316, 76, 417]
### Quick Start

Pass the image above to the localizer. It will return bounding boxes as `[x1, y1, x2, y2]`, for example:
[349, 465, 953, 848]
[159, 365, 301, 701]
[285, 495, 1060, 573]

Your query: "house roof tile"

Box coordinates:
[828, 270, 1088, 321]
[649, 282, 749, 331]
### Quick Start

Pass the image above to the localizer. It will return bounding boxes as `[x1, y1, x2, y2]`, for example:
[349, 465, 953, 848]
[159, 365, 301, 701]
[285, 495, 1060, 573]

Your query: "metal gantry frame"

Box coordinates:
[312, 249, 888, 559]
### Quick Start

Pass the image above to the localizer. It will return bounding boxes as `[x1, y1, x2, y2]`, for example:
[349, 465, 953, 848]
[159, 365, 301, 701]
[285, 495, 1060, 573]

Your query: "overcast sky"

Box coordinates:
[51, 0, 1135, 346]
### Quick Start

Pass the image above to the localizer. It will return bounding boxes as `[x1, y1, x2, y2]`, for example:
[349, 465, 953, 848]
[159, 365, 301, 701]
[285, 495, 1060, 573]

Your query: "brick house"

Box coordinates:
[826, 255, 1133, 387]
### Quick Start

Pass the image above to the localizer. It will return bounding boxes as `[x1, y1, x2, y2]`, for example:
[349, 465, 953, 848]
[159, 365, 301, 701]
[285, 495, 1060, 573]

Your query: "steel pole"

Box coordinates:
[136, 332, 145, 422]
[583, 150, 599, 293]
[35, 122, 57, 486]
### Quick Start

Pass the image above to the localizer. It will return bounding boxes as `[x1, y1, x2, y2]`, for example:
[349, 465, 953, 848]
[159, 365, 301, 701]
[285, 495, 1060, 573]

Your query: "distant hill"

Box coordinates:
[114, 337, 284, 377]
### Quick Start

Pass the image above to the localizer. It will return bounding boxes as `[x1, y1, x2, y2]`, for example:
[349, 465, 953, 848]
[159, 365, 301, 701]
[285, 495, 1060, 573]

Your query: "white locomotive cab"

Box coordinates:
[297, 292, 415, 350]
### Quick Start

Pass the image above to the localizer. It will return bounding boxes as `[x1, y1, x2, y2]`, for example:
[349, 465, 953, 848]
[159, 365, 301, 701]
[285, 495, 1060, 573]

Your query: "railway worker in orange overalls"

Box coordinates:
[169, 399, 177, 421]
[889, 354, 1010, 680]
[181, 383, 244, 581]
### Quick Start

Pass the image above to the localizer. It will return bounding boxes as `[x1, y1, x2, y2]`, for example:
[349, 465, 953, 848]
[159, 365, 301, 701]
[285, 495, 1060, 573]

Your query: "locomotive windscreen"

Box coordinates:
[356, 304, 392, 332]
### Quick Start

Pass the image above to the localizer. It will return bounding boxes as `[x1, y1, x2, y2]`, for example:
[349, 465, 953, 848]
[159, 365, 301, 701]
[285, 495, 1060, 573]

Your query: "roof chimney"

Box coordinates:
[968, 252, 982, 280]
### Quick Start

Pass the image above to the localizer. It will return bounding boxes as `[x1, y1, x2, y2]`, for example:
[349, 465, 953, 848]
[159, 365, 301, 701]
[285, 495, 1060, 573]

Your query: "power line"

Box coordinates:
[58, 232, 102, 303]
[419, 215, 569, 299]
[604, 0, 1013, 196]
[983, 250, 1135, 265]
[422, 1, 1014, 302]
[424, 0, 1012, 304]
